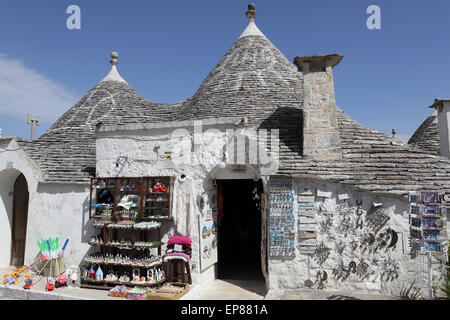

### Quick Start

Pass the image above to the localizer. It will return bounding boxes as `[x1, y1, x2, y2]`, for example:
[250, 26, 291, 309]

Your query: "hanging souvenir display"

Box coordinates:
[316, 188, 332, 198]
[408, 190, 448, 253]
[297, 188, 315, 209]
[334, 239, 346, 256]
[268, 177, 296, 257]
[199, 191, 218, 270]
[365, 206, 390, 234]
[315, 271, 328, 290]
[380, 257, 400, 281]
[297, 188, 317, 247]
[313, 242, 331, 266]
[338, 193, 350, 201]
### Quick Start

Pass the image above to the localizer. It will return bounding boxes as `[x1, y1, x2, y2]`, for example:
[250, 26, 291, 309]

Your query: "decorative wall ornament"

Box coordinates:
[364, 227, 399, 252]
[268, 177, 296, 257]
[319, 199, 334, 217]
[338, 193, 350, 201]
[386, 228, 398, 250]
[365, 207, 391, 234]
[334, 239, 346, 255]
[332, 262, 351, 281]
[313, 242, 331, 266]
[315, 270, 328, 290]
[360, 233, 376, 254]
[332, 261, 356, 281]
[350, 239, 359, 252]
[380, 257, 400, 281]
[316, 189, 332, 198]
[355, 215, 364, 229]
[355, 260, 375, 280]
[336, 202, 354, 216]
[332, 259, 374, 282]
[299, 230, 318, 239]
[304, 271, 328, 289]
[319, 216, 333, 233]
[374, 230, 390, 251]
[337, 215, 353, 236]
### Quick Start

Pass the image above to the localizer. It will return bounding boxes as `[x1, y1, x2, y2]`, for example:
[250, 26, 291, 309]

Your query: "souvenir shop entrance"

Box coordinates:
[216, 179, 265, 280]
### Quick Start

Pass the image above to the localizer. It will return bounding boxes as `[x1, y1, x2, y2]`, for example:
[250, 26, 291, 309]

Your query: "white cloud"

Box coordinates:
[0, 53, 78, 123]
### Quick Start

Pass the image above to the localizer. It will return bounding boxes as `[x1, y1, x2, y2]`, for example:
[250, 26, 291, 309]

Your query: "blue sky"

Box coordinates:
[1, 0, 450, 143]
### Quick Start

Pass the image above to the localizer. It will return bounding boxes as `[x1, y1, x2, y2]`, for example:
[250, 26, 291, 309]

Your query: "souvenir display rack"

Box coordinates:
[81, 221, 166, 290]
[89, 176, 173, 220]
[84, 176, 173, 290]
[268, 176, 296, 257]
[408, 190, 448, 254]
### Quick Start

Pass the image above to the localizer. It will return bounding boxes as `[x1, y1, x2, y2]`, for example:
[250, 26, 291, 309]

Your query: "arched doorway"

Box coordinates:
[10, 173, 29, 266]
[216, 178, 264, 280]
[0, 169, 29, 267]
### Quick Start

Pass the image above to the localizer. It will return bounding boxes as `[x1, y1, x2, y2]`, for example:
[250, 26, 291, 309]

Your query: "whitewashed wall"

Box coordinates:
[0, 138, 91, 269]
[24, 183, 92, 268]
[96, 120, 268, 286]
[268, 178, 429, 296]
[96, 123, 438, 296]
[0, 139, 40, 266]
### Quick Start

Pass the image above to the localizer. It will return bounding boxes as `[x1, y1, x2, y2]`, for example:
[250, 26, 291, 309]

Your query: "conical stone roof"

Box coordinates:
[18, 56, 175, 184]
[407, 110, 440, 156]
[176, 21, 303, 126]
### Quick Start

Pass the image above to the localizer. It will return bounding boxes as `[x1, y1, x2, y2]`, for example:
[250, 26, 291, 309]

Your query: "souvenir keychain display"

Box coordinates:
[297, 187, 318, 254]
[268, 177, 296, 257]
[86, 176, 173, 290]
[408, 191, 448, 254]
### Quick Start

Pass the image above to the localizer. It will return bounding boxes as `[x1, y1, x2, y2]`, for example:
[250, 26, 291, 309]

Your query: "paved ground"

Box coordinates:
[195, 279, 266, 300]
[0, 266, 403, 301]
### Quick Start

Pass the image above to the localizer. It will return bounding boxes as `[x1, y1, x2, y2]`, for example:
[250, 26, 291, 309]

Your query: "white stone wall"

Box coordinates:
[0, 138, 91, 269]
[96, 120, 278, 286]
[0, 139, 40, 266]
[97, 123, 226, 285]
[96, 124, 439, 296]
[24, 183, 92, 268]
[268, 178, 429, 296]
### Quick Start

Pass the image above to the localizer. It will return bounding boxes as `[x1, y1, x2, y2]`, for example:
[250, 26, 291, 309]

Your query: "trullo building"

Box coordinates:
[0, 4, 448, 297]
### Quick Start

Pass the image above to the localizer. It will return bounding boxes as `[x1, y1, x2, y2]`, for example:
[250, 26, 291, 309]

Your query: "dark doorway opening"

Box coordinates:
[217, 179, 264, 280]
[10, 173, 29, 267]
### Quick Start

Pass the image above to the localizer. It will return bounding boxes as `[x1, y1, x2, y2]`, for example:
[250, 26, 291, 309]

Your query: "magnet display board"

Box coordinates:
[408, 191, 448, 253]
[268, 177, 296, 257]
[199, 191, 218, 271]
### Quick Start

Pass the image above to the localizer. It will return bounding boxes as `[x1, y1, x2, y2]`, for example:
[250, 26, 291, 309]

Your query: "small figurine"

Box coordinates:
[46, 279, 55, 292]
[55, 275, 67, 288]
[23, 275, 33, 290]
[68, 272, 78, 287]
[153, 182, 166, 193]
[3, 274, 17, 285]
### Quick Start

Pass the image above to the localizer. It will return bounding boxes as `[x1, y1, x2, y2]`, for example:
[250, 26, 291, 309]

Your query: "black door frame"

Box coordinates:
[215, 178, 264, 279]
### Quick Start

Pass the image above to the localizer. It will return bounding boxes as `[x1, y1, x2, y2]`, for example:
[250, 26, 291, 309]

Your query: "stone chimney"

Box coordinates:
[294, 54, 343, 161]
[429, 98, 450, 158]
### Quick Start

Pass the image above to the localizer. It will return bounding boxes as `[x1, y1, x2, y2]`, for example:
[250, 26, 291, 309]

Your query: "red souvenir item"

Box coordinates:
[153, 182, 166, 193]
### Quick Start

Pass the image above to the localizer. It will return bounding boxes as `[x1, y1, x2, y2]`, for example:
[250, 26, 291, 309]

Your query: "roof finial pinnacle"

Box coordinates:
[246, 3, 257, 20]
[110, 52, 119, 66]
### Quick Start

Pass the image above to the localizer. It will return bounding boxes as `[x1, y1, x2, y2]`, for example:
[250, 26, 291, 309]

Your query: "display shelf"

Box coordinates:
[141, 216, 174, 221]
[85, 176, 172, 290]
[88, 241, 164, 250]
[81, 277, 166, 288]
[82, 260, 164, 269]
[89, 177, 116, 219]
[89, 176, 172, 219]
